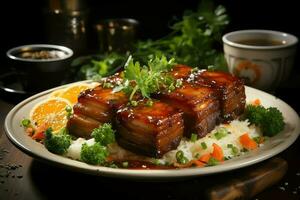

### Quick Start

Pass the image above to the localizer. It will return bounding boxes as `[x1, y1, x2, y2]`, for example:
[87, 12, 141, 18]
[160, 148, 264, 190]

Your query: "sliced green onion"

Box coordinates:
[194, 153, 200, 159]
[176, 150, 188, 164]
[122, 161, 129, 168]
[190, 133, 198, 142]
[175, 79, 183, 88]
[253, 136, 263, 144]
[201, 142, 207, 150]
[214, 127, 228, 140]
[152, 159, 160, 165]
[65, 105, 72, 113]
[146, 100, 153, 107]
[207, 157, 219, 166]
[130, 100, 138, 106]
[21, 119, 31, 128]
[103, 82, 113, 88]
[227, 144, 239, 156]
[168, 83, 175, 91]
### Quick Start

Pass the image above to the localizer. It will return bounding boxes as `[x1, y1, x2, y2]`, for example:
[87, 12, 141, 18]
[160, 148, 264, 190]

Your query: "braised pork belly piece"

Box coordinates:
[190, 70, 246, 121]
[170, 65, 245, 121]
[67, 85, 129, 138]
[157, 82, 220, 138]
[115, 100, 184, 158]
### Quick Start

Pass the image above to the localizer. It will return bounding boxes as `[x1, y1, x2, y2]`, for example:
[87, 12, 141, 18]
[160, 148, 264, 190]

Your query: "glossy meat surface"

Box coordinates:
[116, 100, 184, 158]
[67, 84, 129, 138]
[191, 70, 246, 120]
[170, 65, 246, 121]
[169, 64, 193, 79]
[157, 82, 220, 137]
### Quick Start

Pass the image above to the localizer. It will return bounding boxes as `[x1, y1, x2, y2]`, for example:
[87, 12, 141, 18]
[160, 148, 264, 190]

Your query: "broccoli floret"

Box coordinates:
[244, 105, 285, 137]
[244, 105, 266, 126]
[44, 128, 72, 155]
[80, 143, 108, 165]
[91, 123, 115, 146]
[261, 107, 285, 136]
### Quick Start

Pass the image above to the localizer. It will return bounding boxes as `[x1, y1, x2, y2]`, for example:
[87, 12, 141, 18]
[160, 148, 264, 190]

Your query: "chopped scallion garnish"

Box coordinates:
[122, 161, 129, 168]
[190, 133, 198, 142]
[214, 127, 228, 140]
[176, 150, 188, 164]
[207, 157, 219, 166]
[201, 142, 207, 150]
[21, 119, 31, 128]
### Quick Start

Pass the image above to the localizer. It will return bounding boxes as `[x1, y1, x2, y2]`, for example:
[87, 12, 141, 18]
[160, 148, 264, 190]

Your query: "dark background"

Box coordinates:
[1, 0, 300, 76]
[1, 2, 300, 200]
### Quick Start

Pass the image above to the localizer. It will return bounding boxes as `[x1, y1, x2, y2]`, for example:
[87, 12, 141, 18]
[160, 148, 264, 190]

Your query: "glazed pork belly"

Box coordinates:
[169, 64, 193, 79]
[190, 70, 246, 121]
[157, 82, 220, 138]
[115, 100, 184, 158]
[67, 73, 129, 138]
[170, 65, 246, 121]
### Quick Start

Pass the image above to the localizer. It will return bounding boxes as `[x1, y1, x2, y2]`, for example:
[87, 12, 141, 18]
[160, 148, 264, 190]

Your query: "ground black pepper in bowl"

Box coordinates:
[19, 50, 67, 60]
[6, 44, 73, 92]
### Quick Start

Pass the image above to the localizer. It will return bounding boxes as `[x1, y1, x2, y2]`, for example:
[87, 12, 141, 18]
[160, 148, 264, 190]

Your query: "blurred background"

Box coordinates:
[1, 0, 299, 80]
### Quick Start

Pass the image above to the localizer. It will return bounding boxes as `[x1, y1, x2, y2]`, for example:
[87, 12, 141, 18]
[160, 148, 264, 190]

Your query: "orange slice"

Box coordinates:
[30, 98, 71, 133]
[49, 88, 65, 98]
[57, 83, 92, 105]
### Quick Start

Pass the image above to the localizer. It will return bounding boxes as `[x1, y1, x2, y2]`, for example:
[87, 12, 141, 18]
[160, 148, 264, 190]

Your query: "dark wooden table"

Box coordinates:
[0, 87, 300, 200]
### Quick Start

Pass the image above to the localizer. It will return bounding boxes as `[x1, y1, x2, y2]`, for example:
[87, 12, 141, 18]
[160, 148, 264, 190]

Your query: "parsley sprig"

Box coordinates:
[120, 55, 177, 101]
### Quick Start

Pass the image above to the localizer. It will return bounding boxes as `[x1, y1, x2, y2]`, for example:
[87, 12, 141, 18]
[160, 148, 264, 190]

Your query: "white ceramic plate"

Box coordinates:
[4, 83, 300, 180]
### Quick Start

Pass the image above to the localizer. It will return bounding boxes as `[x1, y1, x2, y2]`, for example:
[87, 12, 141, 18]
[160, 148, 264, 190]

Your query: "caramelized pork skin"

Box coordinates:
[193, 70, 245, 120]
[116, 100, 184, 158]
[169, 64, 193, 79]
[170, 65, 246, 121]
[157, 82, 220, 138]
[67, 84, 129, 138]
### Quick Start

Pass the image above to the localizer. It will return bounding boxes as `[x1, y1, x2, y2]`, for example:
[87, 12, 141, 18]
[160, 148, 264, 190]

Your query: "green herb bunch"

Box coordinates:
[72, 53, 126, 81]
[113, 55, 179, 102]
[74, 1, 229, 80]
[134, 0, 229, 69]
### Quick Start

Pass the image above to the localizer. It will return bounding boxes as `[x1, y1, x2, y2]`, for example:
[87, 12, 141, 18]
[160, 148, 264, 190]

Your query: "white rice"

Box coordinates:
[65, 138, 95, 160]
[64, 119, 262, 165]
[159, 119, 262, 164]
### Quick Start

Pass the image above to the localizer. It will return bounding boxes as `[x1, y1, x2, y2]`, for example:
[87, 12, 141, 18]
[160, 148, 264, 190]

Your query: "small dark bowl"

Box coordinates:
[6, 44, 73, 93]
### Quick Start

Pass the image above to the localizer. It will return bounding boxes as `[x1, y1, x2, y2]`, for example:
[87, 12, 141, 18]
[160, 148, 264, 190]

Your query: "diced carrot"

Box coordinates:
[211, 143, 224, 161]
[32, 131, 45, 140]
[35, 123, 47, 134]
[26, 127, 34, 136]
[239, 133, 258, 150]
[252, 99, 261, 106]
[199, 153, 211, 163]
[193, 160, 205, 168]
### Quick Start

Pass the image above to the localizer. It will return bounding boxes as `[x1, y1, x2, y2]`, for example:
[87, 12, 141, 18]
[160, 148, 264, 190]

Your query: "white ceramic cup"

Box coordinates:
[222, 30, 298, 91]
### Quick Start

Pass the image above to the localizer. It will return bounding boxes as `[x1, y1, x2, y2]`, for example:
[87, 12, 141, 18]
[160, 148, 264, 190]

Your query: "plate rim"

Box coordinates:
[4, 82, 300, 179]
